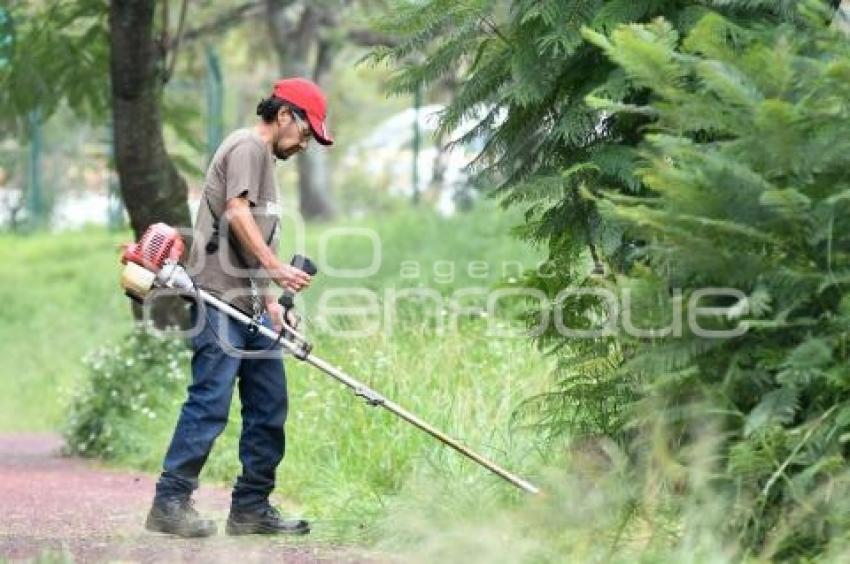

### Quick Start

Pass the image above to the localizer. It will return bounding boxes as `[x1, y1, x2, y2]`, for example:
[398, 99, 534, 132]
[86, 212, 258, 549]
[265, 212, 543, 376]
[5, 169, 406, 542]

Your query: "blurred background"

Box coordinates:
[0, 1, 486, 230]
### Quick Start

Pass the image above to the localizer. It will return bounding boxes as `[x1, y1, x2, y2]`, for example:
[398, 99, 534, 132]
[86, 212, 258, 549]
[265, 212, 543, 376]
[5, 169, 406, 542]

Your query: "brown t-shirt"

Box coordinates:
[187, 128, 280, 316]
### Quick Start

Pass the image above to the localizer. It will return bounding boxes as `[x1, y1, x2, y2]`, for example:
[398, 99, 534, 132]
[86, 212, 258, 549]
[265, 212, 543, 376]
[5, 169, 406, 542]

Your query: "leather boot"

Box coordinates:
[226, 504, 309, 536]
[145, 497, 217, 538]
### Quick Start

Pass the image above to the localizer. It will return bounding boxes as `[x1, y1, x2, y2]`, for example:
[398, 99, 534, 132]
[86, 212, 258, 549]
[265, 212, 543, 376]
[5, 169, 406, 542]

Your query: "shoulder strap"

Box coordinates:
[204, 192, 278, 266]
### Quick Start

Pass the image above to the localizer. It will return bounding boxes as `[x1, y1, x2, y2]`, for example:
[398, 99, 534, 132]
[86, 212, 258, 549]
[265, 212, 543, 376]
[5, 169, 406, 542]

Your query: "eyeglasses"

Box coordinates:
[290, 110, 313, 142]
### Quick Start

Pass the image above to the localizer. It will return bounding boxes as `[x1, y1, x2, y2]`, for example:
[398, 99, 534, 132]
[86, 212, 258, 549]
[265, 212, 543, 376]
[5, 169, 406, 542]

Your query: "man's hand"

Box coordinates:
[284, 307, 300, 330]
[267, 261, 311, 294]
[266, 301, 285, 333]
[265, 298, 301, 334]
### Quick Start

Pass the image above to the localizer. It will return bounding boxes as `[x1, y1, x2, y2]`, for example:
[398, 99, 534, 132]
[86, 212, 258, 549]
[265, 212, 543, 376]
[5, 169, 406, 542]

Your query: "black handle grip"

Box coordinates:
[290, 254, 318, 276]
[279, 254, 317, 309]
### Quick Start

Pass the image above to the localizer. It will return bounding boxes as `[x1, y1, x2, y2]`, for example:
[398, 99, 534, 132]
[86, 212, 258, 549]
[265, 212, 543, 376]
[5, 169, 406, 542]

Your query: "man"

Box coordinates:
[145, 78, 333, 538]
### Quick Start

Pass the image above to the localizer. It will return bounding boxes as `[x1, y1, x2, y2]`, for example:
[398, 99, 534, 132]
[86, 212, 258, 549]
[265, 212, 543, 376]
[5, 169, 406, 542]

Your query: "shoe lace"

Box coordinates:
[262, 504, 282, 519]
[179, 498, 200, 517]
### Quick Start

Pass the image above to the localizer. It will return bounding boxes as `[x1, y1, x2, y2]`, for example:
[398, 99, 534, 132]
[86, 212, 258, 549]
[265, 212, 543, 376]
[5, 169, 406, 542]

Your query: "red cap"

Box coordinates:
[272, 78, 333, 146]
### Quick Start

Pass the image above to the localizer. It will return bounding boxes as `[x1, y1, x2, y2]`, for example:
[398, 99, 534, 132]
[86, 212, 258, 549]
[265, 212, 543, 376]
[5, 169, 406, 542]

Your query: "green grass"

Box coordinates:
[12, 206, 848, 561]
[99, 316, 552, 541]
[0, 228, 132, 431]
[3, 204, 553, 541]
[0, 204, 542, 432]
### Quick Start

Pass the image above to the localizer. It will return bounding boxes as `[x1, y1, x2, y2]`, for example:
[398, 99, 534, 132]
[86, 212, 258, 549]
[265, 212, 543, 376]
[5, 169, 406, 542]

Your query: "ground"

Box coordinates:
[0, 434, 375, 563]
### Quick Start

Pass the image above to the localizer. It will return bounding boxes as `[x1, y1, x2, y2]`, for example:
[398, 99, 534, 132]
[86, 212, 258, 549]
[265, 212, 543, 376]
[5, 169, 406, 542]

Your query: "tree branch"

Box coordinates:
[480, 16, 511, 48]
[169, 1, 397, 54]
[347, 28, 398, 48]
[169, 0, 265, 50]
[160, 0, 170, 53]
[163, 0, 189, 83]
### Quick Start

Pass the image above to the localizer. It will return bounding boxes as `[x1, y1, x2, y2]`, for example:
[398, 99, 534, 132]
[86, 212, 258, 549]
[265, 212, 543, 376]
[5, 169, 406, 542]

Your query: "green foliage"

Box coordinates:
[0, 0, 110, 135]
[0, 228, 132, 431]
[371, 0, 663, 446]
[63, 327, 190, 458]
[375, 0, 850, 558]
[589, 6, 850, 556]
[369, 0, 801, 445]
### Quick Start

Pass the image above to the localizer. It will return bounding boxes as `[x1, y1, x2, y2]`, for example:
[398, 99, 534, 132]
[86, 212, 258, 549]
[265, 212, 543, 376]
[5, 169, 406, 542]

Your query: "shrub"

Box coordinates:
[587, 5, 850, 556]
[367, 0, 827, 446]
[63, 325, 189, 459]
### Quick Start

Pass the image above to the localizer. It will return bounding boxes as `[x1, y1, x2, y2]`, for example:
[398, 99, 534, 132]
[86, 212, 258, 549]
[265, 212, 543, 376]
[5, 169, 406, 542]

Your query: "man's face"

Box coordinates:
[273, 109, 311, 160]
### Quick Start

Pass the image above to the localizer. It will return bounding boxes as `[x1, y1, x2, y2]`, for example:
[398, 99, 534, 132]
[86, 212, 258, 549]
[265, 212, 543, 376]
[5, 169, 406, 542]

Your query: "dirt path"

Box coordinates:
[0, 434, 372, 563]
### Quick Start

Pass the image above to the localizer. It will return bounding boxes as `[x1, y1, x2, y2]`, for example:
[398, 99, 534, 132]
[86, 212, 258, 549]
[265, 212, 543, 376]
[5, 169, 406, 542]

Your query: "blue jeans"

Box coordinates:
[155, 303, 288, 511]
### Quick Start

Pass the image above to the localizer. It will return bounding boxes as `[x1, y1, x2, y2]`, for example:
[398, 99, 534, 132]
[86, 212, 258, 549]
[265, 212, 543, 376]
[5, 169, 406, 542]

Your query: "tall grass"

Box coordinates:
[0, 228, 132, 430]
[11, 208, 850, 560]
[9, 205, 552, 541]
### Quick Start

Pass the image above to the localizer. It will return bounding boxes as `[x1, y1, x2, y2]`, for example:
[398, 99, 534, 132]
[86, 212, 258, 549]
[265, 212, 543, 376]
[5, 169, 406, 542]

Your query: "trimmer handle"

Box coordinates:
[291, 254, 318, 276]
[279, 254, 318, 310]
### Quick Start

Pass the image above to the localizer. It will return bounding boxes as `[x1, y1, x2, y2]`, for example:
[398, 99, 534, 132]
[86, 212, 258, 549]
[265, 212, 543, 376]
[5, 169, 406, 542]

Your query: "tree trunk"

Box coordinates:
[109, 0, 192, 328]
[297, 36, 336, 220]
[265, 0, 336, 221]
[110, 0, 191, 236]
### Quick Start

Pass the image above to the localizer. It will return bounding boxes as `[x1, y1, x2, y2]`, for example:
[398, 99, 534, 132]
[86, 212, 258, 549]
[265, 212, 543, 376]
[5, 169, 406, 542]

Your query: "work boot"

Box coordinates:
[226, 504, 310, 536]
[145, 497, 217, 538]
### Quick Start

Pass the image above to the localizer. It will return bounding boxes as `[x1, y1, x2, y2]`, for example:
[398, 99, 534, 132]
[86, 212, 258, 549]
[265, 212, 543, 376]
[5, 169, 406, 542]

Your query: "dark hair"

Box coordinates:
[256, 96, 307, 124]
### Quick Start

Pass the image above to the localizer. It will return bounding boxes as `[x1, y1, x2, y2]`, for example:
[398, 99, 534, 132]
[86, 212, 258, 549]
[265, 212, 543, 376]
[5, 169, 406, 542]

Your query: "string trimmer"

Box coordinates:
[119, 223, 539, 495]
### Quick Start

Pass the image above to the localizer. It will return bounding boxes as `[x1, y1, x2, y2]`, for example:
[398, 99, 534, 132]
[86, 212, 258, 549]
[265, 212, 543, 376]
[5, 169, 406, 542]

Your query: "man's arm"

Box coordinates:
[225, 196, 311, 293]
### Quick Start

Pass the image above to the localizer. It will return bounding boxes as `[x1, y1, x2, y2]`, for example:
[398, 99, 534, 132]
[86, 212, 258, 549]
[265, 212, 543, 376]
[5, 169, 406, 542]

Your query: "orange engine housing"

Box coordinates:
[121, 223, 185, 273]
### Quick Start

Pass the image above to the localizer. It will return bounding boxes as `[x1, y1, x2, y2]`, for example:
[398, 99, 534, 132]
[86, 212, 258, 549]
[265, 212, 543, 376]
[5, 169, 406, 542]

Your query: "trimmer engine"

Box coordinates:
[120, 223, 186, 300]
[122, 223, 185, 271]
